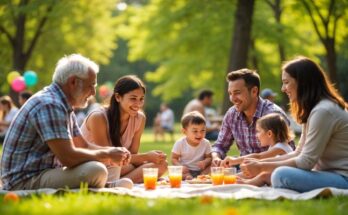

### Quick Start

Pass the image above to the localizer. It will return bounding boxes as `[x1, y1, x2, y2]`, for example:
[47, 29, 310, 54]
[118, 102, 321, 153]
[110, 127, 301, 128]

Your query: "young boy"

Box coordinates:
[171, 111, 212, 180]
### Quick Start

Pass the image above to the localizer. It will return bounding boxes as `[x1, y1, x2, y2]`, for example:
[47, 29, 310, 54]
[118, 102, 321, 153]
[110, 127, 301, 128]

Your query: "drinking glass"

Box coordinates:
[223, 167, 237, 184]
[143, 168, 158, 190]
[211, 167, 224, 185]
[168, 166, 183, 188]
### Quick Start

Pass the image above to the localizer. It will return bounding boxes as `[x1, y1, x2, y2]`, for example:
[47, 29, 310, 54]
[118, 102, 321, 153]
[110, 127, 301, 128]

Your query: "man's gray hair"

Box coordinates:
[52, 54, 99, 84]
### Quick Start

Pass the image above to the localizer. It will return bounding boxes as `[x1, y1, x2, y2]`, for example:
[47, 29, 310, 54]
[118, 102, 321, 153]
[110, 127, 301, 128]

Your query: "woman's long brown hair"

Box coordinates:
[282, 56, 347, 124]
[107, 75, 145, 147]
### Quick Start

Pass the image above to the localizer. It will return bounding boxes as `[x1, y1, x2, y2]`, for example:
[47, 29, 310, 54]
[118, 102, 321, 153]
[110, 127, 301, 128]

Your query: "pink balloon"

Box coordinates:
[11, 76, 26, 92]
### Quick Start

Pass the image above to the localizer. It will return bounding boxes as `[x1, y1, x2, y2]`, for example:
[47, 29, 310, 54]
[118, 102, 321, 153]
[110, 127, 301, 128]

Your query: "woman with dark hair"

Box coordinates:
[240, 56, 348, 192]
[81, 75, 167, 185]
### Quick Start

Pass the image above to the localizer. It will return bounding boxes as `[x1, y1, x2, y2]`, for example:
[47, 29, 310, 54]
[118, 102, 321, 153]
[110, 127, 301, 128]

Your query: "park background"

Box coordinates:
[0, 0, 348, 214]
[1, 0, 348, 126]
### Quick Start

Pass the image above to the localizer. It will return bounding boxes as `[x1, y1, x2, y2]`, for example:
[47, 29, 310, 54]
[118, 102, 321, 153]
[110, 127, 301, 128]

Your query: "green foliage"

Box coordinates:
[115, 0, 348, 105]
[117, 0, 236, 103]
[0, 0, 118, 93]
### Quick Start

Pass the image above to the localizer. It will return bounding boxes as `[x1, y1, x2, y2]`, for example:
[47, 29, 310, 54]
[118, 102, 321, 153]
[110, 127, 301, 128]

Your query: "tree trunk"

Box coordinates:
[12, 0, 28, 72]
[222, 0, 255, 113]
[273, 0, 287, 109]
[10, 0, 29, 107]
[324, 38, 338, 86]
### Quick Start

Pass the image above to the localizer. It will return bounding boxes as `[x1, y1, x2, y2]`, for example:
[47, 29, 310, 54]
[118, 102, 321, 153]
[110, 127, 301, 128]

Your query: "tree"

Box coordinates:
[222, 0, 255, 112]
[0, 0, 118, 93]
[116, 0, 348, 112]
[299, 0, 347, 86]
[117, 0, 236, 104]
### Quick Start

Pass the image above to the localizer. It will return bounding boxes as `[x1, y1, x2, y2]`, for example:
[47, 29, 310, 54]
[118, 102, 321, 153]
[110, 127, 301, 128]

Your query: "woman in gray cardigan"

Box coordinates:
[240, 56, 348, 192]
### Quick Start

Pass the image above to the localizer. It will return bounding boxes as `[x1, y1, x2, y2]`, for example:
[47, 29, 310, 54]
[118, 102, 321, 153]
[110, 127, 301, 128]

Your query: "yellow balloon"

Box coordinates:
[7, 71, 21, 84]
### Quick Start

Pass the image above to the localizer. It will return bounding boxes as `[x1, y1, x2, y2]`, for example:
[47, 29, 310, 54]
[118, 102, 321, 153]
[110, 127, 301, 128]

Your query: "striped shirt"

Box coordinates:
[0, 83, 80, 190]
[212, 98, 290, 157]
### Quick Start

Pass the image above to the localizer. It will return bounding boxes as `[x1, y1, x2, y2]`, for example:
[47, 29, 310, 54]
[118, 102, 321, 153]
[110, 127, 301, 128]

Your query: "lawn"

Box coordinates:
[0, 127, 347, 215]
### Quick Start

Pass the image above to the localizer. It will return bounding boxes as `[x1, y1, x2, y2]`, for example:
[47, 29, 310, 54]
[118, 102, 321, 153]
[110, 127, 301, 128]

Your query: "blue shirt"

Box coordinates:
[0, 83, 81, 190]
[212, 98, 292, 157]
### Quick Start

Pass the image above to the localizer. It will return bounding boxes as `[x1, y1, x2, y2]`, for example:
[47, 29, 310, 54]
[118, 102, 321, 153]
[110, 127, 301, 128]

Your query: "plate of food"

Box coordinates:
[156, 180, 170, 185]
[186, 175, 212, 184]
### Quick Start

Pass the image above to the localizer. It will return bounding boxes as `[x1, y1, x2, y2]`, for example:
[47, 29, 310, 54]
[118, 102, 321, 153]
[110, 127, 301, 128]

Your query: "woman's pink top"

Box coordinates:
[80, 107, 143, 149]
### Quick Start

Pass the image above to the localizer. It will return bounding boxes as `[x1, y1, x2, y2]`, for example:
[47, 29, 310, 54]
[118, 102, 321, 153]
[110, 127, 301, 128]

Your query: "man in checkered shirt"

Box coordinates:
[1, 54, 131, 190]
[212, 69, 294, 167]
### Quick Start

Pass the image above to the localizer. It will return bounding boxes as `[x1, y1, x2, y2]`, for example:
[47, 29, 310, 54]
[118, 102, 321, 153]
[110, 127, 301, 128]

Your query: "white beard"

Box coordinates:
[72, 83, 88, 108]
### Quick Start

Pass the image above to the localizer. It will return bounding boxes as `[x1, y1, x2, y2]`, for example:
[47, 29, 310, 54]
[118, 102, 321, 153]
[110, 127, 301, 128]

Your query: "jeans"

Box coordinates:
[271, 166, 348, 193]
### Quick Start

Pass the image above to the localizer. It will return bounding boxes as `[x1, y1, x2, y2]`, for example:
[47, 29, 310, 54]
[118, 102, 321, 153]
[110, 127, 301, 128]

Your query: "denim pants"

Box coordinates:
[271, 166, 348, 193]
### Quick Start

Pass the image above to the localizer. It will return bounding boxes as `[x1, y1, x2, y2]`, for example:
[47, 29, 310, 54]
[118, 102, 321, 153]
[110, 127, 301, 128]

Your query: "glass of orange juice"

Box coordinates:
[223, 167, 237, 184]
[143, 168, 158, 190]
[211, 167, 224, 185]
[168, 166, 183, 188]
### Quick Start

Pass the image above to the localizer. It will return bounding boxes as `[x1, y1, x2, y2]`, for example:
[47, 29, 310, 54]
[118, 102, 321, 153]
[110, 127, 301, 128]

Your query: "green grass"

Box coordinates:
[0, 127, 348, 214]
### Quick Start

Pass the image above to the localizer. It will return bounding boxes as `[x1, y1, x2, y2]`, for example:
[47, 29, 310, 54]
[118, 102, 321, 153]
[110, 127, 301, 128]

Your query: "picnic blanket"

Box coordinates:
[1, 184, 348, 200]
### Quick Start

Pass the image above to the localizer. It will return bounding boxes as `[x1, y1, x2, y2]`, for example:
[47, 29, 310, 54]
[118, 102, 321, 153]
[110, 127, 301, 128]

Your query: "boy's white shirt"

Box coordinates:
[172, 136, 212, 171]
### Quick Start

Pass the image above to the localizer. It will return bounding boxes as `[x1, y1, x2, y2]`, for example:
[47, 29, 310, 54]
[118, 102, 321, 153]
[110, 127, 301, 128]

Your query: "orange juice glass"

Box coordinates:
[168, 166, 183, 188]
[143, 168, 158, 190]
[224, 167, 237, 184]
[211, 167, 224, 185]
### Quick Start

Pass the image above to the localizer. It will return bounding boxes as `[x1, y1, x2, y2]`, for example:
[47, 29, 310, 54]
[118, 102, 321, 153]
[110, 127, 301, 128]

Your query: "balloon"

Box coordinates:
[11, 77, 26, 92]
[7, 71, 21, 84]
[23, 70, 38, 87]
[98, 85, 110, 97]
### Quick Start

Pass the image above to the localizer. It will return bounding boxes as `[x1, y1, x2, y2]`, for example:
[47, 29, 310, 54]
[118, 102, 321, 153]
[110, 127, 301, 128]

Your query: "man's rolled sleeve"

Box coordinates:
[212, 114, 234, 159]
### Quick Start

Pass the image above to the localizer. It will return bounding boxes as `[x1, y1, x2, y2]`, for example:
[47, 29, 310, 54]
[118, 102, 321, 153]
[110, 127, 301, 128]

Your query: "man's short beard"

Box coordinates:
[72, 83, 88, 108]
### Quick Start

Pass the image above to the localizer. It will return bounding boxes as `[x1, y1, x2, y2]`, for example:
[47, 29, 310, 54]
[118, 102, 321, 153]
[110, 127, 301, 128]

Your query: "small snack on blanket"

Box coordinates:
[187, 175, 212, 184]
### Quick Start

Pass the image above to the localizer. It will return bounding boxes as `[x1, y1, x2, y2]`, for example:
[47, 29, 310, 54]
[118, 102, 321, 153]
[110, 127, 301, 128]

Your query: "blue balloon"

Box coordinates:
[23, 70, 38, 87]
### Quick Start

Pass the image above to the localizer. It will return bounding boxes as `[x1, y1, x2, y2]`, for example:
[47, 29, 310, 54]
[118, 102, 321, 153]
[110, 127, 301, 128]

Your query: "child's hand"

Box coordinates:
[221, 156, 236, 167]
[185, 175, 193, 180]
[212, 157, 222, 167]
[197, 160, 206, 170]
[182, 166, 190, 174]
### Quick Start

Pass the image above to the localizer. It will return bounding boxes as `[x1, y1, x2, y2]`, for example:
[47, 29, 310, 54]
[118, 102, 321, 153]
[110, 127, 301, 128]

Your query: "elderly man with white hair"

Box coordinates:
[0, 54, 132, 190]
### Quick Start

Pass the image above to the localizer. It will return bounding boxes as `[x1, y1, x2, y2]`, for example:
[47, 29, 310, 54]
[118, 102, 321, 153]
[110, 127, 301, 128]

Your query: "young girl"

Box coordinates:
[81, 75, 167, 185]
[221, 113, 293, 186]
[171, 111, 212, 180]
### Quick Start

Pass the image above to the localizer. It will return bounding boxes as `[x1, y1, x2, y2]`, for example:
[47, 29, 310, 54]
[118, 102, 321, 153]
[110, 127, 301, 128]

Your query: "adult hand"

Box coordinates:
[147, 150, 167, 164]
[220, 156, 236, 168]
[240, 159, 261, 178]
[108, 147, 131, 166]
[211, 157, 222, 167]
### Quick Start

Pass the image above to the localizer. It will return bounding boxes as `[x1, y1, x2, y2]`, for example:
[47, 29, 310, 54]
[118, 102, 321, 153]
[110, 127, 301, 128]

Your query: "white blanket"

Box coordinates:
[1, 184, 348, 200]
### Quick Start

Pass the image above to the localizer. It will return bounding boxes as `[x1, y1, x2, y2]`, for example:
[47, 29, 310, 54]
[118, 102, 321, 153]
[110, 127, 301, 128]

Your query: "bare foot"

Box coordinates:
[236, 175, 265, 187]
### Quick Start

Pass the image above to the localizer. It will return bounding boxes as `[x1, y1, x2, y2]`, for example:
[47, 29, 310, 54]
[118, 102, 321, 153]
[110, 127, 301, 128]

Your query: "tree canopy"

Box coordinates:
[116, 0, 348, 107]
[0, 0, 118, 93]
